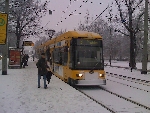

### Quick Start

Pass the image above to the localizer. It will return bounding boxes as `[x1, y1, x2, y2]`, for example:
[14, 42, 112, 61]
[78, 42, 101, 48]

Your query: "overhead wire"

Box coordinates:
[60, 0, 78, 19]
[55, 0, 89, 26]
[90, 2, 113, 26]
[42, 0, 89, 36]
[44, 0, 89, 28]
[44, 0, 80, 28]
[43, 0, 111, 33]
[42, 0, 79, 37]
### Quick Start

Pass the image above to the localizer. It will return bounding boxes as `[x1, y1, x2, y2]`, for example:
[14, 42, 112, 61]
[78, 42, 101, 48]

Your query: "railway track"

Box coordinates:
[55, 76, 116, 113]
[75, 86, 117, 113]
[99, 86, 150, 111]
[106, 72, 150, 86]
[75, 86, 150, 113]
[106, 78, 150, 93]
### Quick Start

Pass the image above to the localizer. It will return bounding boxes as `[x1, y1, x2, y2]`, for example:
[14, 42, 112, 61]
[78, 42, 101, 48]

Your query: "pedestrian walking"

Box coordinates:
[25, 54, 29, 66]
[36, 53, 48, 89]
[21, 54, 26, 68]
[32, 54, 34, 61]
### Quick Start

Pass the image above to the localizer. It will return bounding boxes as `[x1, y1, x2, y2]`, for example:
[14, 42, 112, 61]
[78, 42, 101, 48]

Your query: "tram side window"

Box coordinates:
[69, 46, 72, 68]
[53, 47, 68, 65]
[69, 39, 75, 69]
[53, 48, 60, 64]
[62, 46, 68, 66]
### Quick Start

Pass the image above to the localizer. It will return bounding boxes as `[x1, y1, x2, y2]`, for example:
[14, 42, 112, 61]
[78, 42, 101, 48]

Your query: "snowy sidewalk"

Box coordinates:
[0, 60, 109, 113]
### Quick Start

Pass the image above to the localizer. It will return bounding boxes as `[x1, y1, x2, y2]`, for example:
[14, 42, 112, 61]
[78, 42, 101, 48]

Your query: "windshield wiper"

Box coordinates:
[89, 57, 101, 74]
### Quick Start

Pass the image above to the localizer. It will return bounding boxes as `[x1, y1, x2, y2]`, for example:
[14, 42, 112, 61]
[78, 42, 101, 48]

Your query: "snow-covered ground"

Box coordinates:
[103, 60, 150, 112]
[0, 58, 110, 113]
[0, 58, 150, 113]
[104, 60, 150, 81]
[105, 66, 150, 81]
[79, 61, 150, 112]
[105, 60, 150, 70]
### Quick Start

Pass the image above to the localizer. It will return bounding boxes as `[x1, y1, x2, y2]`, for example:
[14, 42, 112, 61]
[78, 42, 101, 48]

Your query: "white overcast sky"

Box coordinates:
[28, 0, 149, 44]
[39, 0, 116, 32]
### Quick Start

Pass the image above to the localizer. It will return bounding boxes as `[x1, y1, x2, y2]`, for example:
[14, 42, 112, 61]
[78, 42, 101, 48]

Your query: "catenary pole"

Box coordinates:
[141, 0, 148, 74]
[2, 0, 9, 75]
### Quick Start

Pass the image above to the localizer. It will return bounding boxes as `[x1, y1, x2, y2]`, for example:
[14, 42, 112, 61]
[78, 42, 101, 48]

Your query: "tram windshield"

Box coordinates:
[70, 38, 104, 70]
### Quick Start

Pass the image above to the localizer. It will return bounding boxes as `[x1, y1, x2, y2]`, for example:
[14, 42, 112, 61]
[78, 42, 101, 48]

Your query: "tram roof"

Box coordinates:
[58, 31, 102, 39]
[44, 31, 102, 46]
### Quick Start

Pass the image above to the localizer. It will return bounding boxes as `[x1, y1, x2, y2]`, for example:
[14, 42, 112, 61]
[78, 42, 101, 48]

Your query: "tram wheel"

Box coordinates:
[67, 77, 72, 85]
[68, 77, 75, 86]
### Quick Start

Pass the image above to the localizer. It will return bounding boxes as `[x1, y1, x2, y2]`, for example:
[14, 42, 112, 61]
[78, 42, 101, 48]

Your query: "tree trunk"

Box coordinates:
[16, 17, 21, 48]
[16, 38, 20, 48]
[16, 29, 20, 48]
[130, 32, 136, 69]
[129, 2, 136, 69]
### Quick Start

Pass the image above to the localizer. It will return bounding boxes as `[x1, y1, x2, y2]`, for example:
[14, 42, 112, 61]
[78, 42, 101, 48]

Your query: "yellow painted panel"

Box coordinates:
[0, 33, 6, 44]
[0, 13, 8, 44]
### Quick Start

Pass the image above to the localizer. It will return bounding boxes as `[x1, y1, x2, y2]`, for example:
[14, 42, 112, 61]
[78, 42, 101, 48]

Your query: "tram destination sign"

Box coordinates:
[0, 13, 8, 45]
[76, 39, 102, 46]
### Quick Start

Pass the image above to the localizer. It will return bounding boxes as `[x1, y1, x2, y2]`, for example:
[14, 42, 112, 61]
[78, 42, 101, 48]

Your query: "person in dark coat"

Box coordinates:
[32, 54, 34, 61]
[21, 54, 26, 68]
[25, 54, 29, 66]
[46, 66, 53, 84]
[36, 53, 48, 89]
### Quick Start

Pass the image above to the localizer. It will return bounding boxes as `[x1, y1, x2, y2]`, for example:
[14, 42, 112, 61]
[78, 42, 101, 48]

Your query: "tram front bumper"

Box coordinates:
[75, 79, 106, 86]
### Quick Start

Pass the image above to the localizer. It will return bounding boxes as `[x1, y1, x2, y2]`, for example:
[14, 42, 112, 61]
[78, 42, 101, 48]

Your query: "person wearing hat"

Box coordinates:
[36, 53, 48, 89]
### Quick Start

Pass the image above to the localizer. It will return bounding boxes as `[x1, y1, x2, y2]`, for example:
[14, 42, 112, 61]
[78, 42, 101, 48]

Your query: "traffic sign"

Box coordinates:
[0, 13, 8, 45]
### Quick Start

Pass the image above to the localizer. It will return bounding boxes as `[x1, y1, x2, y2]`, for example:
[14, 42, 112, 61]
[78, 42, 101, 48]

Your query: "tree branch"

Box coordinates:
[115, 0, 130, 32]
[0, 1, 5, 6]
[134, 11, 144, 34]
[132, 0, 143, 12]
[21, 16, 36, 31]
[124, 0, 129, 8]
[115, 29, 129, 37]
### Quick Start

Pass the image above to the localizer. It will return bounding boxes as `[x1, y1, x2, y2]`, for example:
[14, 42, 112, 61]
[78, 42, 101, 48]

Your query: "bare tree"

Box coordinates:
[9, 0, 48, 48]
[34, 29, 67, 50]
[114, 0, 144, 68]
[0, 0, 5, 12]
[78, 22, 86, 31]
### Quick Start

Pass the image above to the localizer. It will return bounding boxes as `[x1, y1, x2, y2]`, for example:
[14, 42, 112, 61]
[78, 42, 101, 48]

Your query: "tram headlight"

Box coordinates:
[99, 74, 104, 77]
[0, 55, 2, 60]
[76, 74, 83, 77]
[79, 74, 83, 77]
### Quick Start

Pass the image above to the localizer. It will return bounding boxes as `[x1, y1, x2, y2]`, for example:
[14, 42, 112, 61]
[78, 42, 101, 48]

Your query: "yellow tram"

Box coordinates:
[36, 31, 106, 86]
